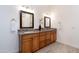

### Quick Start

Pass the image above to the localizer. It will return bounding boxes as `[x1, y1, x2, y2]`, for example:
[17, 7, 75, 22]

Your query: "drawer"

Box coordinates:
[22, 38, 32, 42]
[51, 31, 54, 34]
[40, 32, 46, 36]
[46, 32, 51, 35]
[33, 33, 39, 37]
[22, 34, 33, 40]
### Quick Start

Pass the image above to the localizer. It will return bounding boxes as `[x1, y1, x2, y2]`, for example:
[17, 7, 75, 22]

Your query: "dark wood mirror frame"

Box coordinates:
[20, 10, 34, 29]
[44, 16, 51, 28]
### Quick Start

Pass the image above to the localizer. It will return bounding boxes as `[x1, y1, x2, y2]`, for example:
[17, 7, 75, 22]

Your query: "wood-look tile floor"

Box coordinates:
[36, 42, 79, 53]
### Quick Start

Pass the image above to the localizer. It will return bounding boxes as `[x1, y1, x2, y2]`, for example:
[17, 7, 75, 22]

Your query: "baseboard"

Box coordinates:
[57, 40, 79, 49]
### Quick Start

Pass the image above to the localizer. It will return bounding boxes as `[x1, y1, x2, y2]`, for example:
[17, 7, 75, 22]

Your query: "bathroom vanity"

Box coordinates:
[18, 28, 57, 53]
[19, 10, 57, 53]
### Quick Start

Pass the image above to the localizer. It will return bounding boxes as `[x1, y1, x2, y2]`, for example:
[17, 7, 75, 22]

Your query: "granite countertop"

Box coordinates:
[18, 28, 56, 35]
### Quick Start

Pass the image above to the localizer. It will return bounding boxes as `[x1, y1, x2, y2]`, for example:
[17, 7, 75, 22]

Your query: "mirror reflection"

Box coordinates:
[44, 16, 51, 28]
[20, 11, 34, 29]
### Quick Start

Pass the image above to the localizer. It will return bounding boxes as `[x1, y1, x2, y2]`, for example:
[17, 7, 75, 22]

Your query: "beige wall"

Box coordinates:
[51, 5, 79, 48]
[0, 5, 52, 52]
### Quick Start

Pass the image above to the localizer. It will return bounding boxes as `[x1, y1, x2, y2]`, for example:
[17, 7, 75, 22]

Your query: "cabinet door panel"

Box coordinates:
[32, 36, 39, 52]
[45, 32, 51, 45]
[39, 32, 46, 48]
[53, 31, 56, 41]
[46, 39, 51, 45]
[51, 32, 54, 43]
[46, 34, 50, 39]
[22, 39, 32, 53]
[40, 40, 46, 48]
[40, 36, 45, 41]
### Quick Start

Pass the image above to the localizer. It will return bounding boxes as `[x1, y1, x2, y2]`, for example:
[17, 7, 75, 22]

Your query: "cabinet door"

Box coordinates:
[32, 36, 39, 52]
[46, 39, 51, 45]
[22, 38, 32, 53]
[46, 32, 51, 45]
[51, 32, 54, 43]
[39, 36, 46, 48]
[53, 31, 57, 42]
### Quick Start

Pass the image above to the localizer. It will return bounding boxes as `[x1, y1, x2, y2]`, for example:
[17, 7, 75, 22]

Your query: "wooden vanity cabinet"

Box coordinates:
[32, 33, 39, 52]
[19, 29, 57, 53]
[21, 34, 33, 53]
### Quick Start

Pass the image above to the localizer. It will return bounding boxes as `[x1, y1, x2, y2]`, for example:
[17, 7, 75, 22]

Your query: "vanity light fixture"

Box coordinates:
[18, 5, 34, 13]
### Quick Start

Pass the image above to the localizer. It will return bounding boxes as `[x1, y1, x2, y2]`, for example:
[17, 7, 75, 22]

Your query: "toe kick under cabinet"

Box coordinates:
[19, 29, 57, 53]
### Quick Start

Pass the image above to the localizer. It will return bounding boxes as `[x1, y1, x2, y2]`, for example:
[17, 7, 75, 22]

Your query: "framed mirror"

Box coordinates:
[44, 16, 51, 28]
[20, 10, 34, 29]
